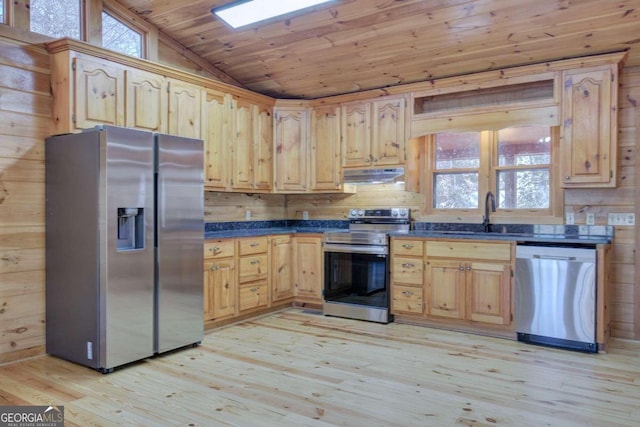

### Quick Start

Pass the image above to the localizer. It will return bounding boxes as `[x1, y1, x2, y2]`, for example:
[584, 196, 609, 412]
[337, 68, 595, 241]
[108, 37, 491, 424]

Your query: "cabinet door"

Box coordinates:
[425, 259, 466, 319]
[560, 65, 617, 187]
[125, 68, 167, 133]
[204, 258, 236, 321]
[311, 105, 341, 191]
[371, 96, 406, 166]
[232, 98, 254, 190]
[341, 102, 372, 167]
[73, 57, 125, 129]
[254, 103, 274, 191]
[168, 78, 203, 139]
[392, 285, 424, 315]
[293, 236, 322, 301]
[204, 90, 232, 190]
[467, 261, 511, 325]
[270, 235, 293, 302]
[275, 108, 309, 191]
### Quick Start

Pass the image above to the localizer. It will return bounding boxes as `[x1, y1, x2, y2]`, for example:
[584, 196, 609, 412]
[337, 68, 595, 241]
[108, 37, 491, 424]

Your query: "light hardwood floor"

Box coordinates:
[1, 308, 639, 426]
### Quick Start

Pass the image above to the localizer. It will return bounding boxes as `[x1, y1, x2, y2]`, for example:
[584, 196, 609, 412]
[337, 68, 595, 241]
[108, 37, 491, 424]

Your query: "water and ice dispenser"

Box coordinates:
[117, 208, 144, 250]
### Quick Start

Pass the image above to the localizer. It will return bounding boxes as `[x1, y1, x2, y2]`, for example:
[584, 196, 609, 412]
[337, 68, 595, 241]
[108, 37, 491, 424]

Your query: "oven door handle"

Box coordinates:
[323, 244, 388, 255]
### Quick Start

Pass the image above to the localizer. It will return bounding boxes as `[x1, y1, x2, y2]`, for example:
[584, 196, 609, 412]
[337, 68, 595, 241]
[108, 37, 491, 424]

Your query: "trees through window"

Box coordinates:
[30, 0, 81, 39]
[102, 11, 142, 58]
[431, 125, 553, 215]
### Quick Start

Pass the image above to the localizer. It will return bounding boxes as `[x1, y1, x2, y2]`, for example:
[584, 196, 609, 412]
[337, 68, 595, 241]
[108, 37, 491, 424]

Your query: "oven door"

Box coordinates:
[323, 243, 389, 308]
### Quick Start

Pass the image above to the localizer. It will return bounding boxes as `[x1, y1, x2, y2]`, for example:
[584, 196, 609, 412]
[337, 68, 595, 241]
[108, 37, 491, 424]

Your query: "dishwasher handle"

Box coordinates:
[533, 254, 576, 261]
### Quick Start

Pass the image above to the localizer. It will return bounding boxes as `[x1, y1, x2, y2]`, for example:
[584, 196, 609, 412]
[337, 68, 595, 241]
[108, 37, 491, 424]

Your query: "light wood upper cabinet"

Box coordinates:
[341, 101, 372, 167]
[232, 98, 255, 191]
[293, 235, 323, 304]
[254, 103, 274, 191]
[168, 78, 204, 139]
[341, 96, 406, 168]
[230, 99, 273, 191]
[311, 105, 342, 191]
[274, 106, 309, 192]
[203, 89, 232, 190]
[560, 64, 618, 188]
[69, 56, 125, 132]
[125, 68, 168, 133]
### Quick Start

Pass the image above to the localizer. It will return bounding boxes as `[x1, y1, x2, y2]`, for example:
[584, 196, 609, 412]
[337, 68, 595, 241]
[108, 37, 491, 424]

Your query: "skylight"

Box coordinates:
[212, 0, 334, 29]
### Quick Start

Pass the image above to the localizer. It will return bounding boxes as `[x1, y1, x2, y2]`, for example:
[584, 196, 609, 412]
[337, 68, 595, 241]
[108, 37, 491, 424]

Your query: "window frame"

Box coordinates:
[101, 1, 157, 60]
[425, 126, 561, 224]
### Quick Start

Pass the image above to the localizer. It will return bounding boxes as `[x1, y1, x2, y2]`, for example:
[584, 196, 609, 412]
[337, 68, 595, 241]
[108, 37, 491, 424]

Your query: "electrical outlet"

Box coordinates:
[608, 213, 635, 226]
[302, 211, 309, 220]
[586, 213, 595, 225]
[245, 210, 251, 220]
[565, 212, 575, 225]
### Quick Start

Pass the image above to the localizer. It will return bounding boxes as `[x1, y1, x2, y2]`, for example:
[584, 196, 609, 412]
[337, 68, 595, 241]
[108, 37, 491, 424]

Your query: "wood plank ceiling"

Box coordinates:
[116, 0, 640, 99]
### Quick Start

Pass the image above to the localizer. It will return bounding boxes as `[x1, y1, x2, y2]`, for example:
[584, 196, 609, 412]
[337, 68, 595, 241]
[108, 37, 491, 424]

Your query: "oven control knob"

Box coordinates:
[399, 209, 408, 217]
[357, 210, 364, 217]
[392, 210, 398, 217]
[349, 209, 357, 218]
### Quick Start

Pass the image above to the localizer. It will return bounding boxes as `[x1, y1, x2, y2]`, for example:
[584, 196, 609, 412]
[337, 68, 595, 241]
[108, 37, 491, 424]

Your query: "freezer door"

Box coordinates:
[103, 126, 156, 369]
[155, 133, 204, 353]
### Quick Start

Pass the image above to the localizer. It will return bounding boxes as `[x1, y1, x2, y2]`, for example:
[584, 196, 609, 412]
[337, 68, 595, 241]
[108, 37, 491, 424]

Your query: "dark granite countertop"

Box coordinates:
[395, 230, 610, 245]
[203, 220, 612, 245]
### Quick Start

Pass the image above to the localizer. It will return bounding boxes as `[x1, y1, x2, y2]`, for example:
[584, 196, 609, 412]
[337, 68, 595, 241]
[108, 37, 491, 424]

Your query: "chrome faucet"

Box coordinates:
[483, 191, 496, 232]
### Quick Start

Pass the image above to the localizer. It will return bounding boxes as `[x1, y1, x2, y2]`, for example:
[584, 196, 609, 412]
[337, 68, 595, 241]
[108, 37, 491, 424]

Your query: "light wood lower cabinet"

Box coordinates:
[293, 235, 323, 304]
[238, 236, 269, 313]
[270, 235, 294, 303]
[391, 237, 514, 331]
[203, 239, 237, 321]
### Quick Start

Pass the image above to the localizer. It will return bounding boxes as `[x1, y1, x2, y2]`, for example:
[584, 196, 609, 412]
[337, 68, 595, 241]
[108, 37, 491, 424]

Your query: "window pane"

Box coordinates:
[0, 2, 4, 24]
[434, 173, 478, 209]
[30, 0, 81, 39]
[435, 132, 480, 169]
[497, 169, 549, 209]
[497, 126, 550, 167]
[102, 12, 142, 58]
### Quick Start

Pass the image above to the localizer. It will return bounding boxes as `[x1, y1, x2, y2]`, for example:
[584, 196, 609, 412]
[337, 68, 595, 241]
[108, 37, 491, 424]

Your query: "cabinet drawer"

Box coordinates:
[239, 254, 268, 283]
[392, 256, 423, 285]
[239, 282, 268, 311]
[392, 239, 424, 257]
[204, 239, 235, 259]
[426, 241, 511, 262]
[392, 285, 423, 314]
[238, 236, 269, 255]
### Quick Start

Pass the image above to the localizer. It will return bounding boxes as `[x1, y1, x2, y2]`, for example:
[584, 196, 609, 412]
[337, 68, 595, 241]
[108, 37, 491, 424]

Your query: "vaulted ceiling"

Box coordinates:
[115, 0, 640, 99]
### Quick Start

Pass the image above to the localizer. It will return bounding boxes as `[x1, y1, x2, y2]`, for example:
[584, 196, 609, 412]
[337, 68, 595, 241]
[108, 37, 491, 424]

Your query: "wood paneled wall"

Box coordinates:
[0, 38, 49, 363]
[205, 192, 285, 222]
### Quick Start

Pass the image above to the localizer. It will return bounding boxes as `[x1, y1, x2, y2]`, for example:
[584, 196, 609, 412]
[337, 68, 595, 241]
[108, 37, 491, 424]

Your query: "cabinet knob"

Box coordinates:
[401, 290, 414, 296]
[466, 264, 472, 271]
[210, 265, 219, 271]
[459, 265, 465, 271]
[402, 262, 415, 269]
[250, 287, 259, 292]
[250, 242, 260, 247]
[565, 176, 570, 180]
[402, 243, 413, 249]
[209, 246, 220, 253]
[250, 259, 260, 265]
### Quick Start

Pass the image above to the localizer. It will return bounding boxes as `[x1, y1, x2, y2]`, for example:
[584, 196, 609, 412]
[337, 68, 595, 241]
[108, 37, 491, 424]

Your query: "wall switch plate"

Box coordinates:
[586, 213, 595, 225]
[565, 212, 575, 225]
[608, 213, 635, 226]
[245, 210, 251, 220]
[302, 211, 309, 220]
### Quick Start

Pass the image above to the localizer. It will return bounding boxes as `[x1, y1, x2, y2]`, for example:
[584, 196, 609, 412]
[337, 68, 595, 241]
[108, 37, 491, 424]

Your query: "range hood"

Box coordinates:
[343, 167, 405, 184]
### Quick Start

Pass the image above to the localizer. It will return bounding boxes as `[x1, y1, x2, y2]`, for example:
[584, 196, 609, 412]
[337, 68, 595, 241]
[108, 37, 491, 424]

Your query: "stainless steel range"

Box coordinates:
[323, 208, 410, 323]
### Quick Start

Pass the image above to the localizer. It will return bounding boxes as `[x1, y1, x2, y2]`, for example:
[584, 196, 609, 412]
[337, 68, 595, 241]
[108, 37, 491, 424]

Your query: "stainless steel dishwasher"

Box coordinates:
[515, 244, 597, 352]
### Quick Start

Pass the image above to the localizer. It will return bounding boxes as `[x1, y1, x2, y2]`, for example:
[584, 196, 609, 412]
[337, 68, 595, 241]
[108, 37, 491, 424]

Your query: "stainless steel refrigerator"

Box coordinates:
[45, 125, 204, 373]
